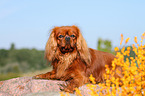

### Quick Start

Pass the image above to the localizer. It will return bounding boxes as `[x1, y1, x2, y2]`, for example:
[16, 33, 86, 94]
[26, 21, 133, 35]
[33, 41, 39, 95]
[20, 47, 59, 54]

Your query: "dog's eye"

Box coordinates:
[58, 35, 64, 38]
[70, 35, 75, 38]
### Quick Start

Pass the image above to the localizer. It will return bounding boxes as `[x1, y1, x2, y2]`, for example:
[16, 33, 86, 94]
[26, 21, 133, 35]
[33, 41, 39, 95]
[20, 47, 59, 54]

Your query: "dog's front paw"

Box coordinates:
[63, 88, 74, 93]
[59, 83, 75, 93]
[32, 74, 44, 79]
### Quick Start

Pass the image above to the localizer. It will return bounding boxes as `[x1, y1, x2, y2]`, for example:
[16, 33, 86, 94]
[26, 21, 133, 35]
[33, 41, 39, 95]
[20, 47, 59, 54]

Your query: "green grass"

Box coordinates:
[21, 67, 52, 77]
[0, 67, 53, 81]
[0, 73, 20, 81]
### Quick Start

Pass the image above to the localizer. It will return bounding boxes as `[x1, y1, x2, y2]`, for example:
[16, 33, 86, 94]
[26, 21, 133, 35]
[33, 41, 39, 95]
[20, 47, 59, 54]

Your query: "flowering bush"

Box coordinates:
[85, 32, 145, 96]
[61, 32, 145, 96]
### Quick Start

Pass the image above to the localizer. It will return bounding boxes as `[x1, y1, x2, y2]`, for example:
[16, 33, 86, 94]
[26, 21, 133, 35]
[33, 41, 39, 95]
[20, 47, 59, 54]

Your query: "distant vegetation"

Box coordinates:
[0, 39, 135, 81]
[0, 43, 49, 81]
[0, 43, 48, 73]
[97, 38, 114, 54]
[97, 39, 136, 62]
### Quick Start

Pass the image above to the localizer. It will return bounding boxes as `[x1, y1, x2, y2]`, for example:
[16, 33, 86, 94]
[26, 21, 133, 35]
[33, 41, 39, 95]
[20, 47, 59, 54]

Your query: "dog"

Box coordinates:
[33, 25, 120, 93]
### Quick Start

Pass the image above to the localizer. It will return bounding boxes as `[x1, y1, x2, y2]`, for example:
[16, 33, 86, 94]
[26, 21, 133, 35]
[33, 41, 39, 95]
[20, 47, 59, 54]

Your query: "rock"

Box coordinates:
[0, 77, 64, 96]
[0, 77, 91, 96]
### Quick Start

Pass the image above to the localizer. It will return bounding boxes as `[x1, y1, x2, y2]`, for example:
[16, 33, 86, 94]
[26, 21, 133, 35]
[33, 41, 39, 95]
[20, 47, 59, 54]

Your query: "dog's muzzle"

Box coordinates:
[65, 36, 70, 44]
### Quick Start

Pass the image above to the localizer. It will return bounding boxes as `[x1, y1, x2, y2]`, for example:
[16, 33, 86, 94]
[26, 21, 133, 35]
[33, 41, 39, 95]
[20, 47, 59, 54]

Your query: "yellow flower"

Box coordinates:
[89, 74, 96, 84]
[142, 32, 145, 36]
[134, 36, 138, 43]
[60, 92, 65, 96]
[114, 47, 119, 51]
[120, 34, 124, 45]
[141, 32, 145, 39]
[121, 47, 125, 54]
[75, 88, 82, 96]
[127, 47, 131, 51]
[125, 38, 130, 44]
[106, 69, 110, 74]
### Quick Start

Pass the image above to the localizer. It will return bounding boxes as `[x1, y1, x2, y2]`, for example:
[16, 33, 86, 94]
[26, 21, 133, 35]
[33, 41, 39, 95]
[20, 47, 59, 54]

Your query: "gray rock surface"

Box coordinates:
[0, 77, 91, 96]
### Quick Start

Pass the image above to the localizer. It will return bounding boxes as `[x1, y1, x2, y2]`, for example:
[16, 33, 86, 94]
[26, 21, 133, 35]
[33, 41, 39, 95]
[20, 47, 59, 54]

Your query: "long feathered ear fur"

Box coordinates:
[45, 27, 58, 61]
[73, 25, 91, 66]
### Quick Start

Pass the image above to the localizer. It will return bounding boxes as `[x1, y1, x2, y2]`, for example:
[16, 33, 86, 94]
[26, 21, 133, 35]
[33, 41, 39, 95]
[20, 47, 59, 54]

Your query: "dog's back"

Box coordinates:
[86, 48, 115, 82]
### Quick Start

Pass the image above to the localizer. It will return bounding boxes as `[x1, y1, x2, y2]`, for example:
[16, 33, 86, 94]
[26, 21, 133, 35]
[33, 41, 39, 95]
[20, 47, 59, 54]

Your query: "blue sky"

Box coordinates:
[0, 0, 145, 50]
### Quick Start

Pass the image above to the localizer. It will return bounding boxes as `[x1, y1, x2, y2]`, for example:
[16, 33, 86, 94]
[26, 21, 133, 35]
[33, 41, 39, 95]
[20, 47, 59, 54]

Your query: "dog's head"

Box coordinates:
[54, 26, 78, 54]
[45, 25, 91, 65]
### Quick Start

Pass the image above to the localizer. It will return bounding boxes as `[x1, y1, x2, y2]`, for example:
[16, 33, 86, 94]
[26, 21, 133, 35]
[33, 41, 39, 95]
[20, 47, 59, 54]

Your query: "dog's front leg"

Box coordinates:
[62, 74, 88, 93]
[33, 69, 56, 80]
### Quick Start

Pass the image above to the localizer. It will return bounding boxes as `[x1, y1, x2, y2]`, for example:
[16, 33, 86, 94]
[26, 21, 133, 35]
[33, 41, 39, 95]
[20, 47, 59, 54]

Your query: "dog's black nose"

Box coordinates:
[65, 36, 70, 41]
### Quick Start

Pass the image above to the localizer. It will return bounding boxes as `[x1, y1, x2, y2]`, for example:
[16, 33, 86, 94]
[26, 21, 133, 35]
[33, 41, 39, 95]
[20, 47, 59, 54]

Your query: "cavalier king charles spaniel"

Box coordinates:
[33, 25, 122, 93]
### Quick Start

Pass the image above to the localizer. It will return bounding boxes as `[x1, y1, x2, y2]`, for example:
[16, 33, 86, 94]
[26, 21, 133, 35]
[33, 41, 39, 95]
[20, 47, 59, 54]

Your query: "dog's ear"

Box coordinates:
[45, 27, 58, 61]
[73, 25, 91, 66]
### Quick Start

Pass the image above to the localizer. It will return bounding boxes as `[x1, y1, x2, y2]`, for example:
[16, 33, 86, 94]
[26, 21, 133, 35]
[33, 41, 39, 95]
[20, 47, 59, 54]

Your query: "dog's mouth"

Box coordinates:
[60, 46, 74, 54]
